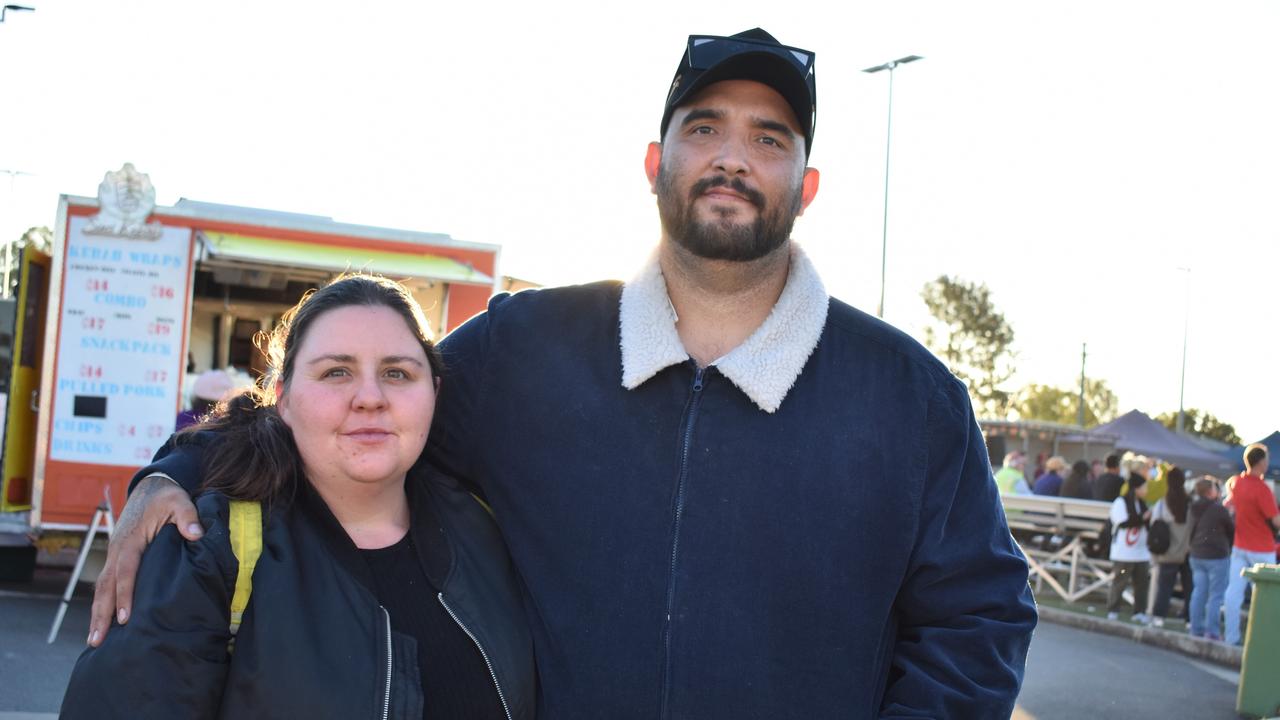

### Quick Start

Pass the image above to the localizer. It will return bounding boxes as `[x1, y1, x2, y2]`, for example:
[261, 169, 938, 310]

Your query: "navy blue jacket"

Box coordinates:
[428, 280, 1036, 719]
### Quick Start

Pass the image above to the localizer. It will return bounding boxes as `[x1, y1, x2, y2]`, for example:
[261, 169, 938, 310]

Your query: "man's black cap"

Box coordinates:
[660, 28, 817, 159]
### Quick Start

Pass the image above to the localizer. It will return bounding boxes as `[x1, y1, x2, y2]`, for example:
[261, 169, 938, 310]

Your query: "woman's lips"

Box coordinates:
[342, 429, 394, 442]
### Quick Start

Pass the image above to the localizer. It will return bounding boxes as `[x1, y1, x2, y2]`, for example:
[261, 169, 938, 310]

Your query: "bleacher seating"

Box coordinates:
[1001, 494, 1118, 603]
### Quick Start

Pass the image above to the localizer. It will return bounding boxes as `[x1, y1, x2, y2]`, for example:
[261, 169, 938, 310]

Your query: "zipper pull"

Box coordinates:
[692, 367, 705, 393]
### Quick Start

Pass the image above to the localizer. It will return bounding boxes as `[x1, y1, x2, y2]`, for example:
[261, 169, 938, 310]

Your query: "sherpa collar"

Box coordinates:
[618, 243, 829, 413]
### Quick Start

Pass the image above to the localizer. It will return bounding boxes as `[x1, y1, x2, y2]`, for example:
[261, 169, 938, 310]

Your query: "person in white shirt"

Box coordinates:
[1107, 455, 1153, 622]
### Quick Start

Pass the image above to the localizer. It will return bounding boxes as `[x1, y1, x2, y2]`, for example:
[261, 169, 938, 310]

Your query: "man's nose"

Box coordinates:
[712, 136, 751, 176]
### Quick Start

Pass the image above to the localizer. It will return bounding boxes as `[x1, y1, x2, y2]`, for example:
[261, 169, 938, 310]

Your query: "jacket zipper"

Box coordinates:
[380, 606, 392, 720]
[659, 365, 706, 719]
[439, 593, 514, 720]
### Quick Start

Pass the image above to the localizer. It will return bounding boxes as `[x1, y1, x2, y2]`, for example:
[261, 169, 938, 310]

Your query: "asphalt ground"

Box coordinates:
[0, 569, 92, 719]
[1015, 620, 1241, 720]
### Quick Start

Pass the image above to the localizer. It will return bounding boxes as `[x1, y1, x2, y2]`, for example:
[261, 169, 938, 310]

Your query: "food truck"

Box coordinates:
[0, 164, 500, 579]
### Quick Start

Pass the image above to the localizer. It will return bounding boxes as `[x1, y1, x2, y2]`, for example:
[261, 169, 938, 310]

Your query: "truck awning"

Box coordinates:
[197, 231, 493, 285]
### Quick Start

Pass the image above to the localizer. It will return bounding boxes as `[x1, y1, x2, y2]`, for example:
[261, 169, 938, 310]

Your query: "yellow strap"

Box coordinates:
[470, 492, 496, 518]
[228, 500, 263, 637]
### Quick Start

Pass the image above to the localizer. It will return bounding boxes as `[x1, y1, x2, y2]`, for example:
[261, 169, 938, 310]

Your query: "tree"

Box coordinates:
[3, 226, 52, 297]
[18, 226, 52, 254]
[1014, 378, 1118, 426]
[1155, 408, 1242, 445]
[921, 275, 1016, 417]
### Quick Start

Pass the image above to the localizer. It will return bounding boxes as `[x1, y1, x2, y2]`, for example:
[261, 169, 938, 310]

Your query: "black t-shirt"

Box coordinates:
[360, 533, 507, 720]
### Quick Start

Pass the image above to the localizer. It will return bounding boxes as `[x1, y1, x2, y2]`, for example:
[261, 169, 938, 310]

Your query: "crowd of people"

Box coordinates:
[997, 445, 1280, 644]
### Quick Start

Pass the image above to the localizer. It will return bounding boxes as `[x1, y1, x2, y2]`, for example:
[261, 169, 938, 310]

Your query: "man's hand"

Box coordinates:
[87, 475, 202, 646]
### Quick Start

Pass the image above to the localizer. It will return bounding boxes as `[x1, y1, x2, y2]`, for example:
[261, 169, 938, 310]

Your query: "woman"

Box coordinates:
[1033, 456, 1068, 496]
[1059, 460, 1094, 500]
[62, 275, 534, 719]
[1106, 454, 1152, 622]
[1147, 467, 1192, 627]
[1187, 477, 1235, 640]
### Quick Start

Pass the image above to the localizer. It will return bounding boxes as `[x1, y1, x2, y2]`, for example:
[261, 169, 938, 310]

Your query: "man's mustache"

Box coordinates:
[690, 176, 766, 209]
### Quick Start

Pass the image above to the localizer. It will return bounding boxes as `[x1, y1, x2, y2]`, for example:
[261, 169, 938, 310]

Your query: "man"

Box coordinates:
[1222, 443, 1280, 645]
[90, 29, 1036, 717]
[1094, 453, 1125, 502]
[994, 450, 1031, 494]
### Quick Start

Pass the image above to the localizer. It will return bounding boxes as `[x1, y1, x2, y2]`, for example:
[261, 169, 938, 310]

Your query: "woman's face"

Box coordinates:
[277, 305, 435, 489]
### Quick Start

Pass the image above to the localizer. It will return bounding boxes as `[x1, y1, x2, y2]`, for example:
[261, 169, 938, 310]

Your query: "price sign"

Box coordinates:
[50, 216, 193, 466]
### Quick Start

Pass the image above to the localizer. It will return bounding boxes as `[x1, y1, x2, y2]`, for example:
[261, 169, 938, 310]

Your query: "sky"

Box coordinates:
[1, 1, 1277, 441]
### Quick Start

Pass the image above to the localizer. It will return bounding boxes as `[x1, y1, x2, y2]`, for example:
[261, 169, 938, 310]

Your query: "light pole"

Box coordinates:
[863, 54, 923, 319]
[1, 169, 35, 297]
[1176, 266, 1191, 434]
[1, 5, 37, 298]
[1077, 342, 1087, 427]
[0, 5, 35, 23]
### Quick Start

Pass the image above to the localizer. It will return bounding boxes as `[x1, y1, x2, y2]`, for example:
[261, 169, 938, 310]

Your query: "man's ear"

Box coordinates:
[796, 167, 820, 216]
[645, 142, 663, 195]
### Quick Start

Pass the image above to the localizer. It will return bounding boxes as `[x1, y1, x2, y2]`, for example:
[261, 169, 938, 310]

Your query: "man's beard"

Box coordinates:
[656, 166, 802, 262]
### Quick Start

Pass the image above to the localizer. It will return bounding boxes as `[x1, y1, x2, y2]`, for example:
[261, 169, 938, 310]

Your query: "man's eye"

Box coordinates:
[759, 136, 782, 147]
[692, 126, 715, 135]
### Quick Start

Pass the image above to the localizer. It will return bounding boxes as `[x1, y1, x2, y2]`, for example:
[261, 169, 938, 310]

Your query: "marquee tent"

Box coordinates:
[1247, 431, 1280, 480]
[1079, 410, 1238, 477]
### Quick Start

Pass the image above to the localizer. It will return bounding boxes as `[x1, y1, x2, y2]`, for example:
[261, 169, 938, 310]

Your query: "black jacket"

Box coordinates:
[1189, 496, 1235, 560]
[62, 435, 535, 720]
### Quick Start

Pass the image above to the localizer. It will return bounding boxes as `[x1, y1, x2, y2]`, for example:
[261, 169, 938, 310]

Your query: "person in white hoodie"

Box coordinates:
[1107, 454, 1152, 622]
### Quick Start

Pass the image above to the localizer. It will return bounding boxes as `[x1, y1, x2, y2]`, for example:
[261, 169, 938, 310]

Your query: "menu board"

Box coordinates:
[48, 216, 192, 467]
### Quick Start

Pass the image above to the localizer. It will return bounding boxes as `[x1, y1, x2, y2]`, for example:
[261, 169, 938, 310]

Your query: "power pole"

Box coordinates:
[1077, 342, 1087, 427]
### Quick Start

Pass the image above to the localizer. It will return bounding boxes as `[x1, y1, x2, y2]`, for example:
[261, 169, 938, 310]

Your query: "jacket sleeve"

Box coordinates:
[127, 430, 215, 495]
[61, 499, 236, 719]
[428, 294, 510, 498]
[879, 377, 1037, 719]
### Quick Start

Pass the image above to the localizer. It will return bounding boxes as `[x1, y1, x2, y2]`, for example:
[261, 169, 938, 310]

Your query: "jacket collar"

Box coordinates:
[294, 473, 451, 592]
[618, 243, 829, 414]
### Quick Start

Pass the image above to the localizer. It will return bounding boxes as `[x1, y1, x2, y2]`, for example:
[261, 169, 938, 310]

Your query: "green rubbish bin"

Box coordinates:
[1237, 563, 1280, 719]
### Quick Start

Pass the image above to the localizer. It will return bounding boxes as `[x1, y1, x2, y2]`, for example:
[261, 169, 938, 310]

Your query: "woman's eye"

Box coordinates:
[321, 367, 350, 379]
[385, 368, 409, 380]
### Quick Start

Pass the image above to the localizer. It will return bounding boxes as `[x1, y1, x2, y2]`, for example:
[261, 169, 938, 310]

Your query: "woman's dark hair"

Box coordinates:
[1123, 469, 1148, 526]
[1164, 466, 1188, 523]
[1060, 460, 1091, 498]
[187, 274, 444, 504]
[1067, 460, 1089, 483]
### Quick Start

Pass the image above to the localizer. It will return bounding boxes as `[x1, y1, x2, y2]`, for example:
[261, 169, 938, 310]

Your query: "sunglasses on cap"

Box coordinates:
[686, 35, 815, 76]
